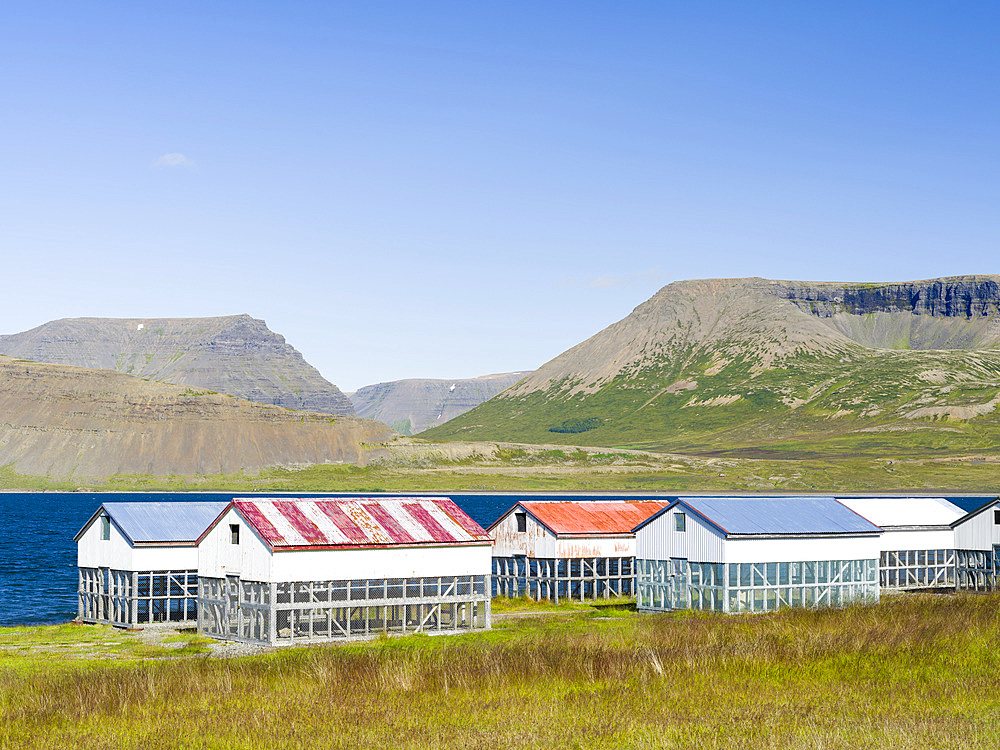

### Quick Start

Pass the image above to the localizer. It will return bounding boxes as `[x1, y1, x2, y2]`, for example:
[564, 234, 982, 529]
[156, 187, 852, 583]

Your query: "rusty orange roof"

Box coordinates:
[516, 500, 671, 536]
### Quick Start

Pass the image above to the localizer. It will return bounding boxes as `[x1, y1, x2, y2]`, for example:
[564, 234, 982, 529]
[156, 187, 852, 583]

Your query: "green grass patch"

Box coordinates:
[0, 623, 213, 675]
[490, 596, 610, 614]
[422, 347, 1000, 462]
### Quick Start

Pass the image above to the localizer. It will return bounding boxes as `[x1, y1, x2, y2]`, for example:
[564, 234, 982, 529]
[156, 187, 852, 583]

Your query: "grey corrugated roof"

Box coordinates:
[677, 496, 881, 536]
[100, 501, 229, 544]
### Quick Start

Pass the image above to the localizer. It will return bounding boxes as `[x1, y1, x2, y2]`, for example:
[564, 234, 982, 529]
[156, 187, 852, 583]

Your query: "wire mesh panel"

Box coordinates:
[387, 578, 404, 600]
[78, 567, 118, 625]
[134, 571, 199, 624]
[197, 577, 227, 639]
[492, 557, 523, 597]
[198, 573, 491, 646]
[726, 558, 878, 614]
[637, 558, 880, 615]
[78, 567, 198, 627]
[636, 559, 701, 611]
[955, 548, 997, 591]
[198, 577, 270, 642]
[880, 549, 956, 590]
[493, 555, 637, 602]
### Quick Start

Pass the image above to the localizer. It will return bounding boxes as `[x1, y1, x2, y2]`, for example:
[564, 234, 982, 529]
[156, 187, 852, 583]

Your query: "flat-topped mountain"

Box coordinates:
[425, 276, 1000, 457]
[349, 372, 529, 434]
[0, 314, 355, 416]
[0, 355, 392, 478]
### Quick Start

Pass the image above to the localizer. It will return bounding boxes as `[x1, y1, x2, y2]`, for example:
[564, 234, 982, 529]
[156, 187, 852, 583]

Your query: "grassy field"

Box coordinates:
[3, 449, 1000, 494]
[0, 455, 1000, 495]
[2, 594, 999, 748]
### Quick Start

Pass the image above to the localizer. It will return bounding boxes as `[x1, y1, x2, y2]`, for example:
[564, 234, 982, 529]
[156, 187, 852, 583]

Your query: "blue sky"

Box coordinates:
[2, 2, 998, 391]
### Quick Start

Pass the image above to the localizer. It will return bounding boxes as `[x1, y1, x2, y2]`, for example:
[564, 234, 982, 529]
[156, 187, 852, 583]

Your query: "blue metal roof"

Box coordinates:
[675, 496, 881, 536]
[97, 501, 229, 544]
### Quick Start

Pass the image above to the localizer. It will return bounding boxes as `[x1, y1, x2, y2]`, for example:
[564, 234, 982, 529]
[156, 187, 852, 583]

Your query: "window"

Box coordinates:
[515, 512, 527, 532]
[674, 512, 686, 532]
[230, 524, 240, 545]
[100, 516, 110, 541]
[994, 509, 1000, 525]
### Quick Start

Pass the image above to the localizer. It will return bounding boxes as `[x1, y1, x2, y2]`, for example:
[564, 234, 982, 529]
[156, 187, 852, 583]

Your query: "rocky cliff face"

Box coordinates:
[0, 355, 392, 478]
[349, 373, 528, 434]
[777, 276, 1000, 350]
[0, 315, 356, 416]
[425, 275, 1000, 457]
[780, 276, 1000, 319]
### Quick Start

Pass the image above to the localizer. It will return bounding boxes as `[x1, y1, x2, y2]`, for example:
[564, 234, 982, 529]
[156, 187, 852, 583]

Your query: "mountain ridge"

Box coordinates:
[349, 372, 529, 434]
[0, 314, 356, 416]
[424, 275, 1000, 457]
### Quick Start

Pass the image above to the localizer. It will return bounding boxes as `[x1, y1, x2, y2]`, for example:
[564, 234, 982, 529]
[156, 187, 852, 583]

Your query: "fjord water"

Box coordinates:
[0, 492, 993, 626]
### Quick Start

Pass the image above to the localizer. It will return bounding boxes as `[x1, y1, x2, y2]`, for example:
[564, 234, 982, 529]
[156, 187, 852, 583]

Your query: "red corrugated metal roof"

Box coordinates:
[519, 501, 670, 536]
[232, 497, 491, 550]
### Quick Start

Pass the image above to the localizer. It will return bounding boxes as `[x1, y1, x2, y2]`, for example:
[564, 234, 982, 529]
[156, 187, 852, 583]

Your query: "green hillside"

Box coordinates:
[424, 276, 1000, 458]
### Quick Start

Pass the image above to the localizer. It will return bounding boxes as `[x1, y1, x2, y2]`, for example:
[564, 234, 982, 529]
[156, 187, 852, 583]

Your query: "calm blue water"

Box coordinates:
[1, 492, 994, 626]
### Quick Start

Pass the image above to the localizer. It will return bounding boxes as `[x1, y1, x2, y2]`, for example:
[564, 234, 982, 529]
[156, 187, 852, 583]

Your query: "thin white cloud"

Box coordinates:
[588, 276, 625, 288]
[153, 153, 196, 168]
[562, 269, 662, 289]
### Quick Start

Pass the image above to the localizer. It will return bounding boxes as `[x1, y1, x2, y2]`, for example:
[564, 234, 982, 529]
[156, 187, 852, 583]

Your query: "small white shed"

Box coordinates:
[951, 498, 1000, 590]
[634, 497, 883, 614]
[196, 496, 492, 646]
[75, 501, 228, 627]
[837, 496, 965, 590]
[489, 499, 669, 601]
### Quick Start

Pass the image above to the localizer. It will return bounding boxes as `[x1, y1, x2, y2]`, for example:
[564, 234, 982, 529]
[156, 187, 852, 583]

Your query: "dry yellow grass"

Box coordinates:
[2, 593, 998, 748]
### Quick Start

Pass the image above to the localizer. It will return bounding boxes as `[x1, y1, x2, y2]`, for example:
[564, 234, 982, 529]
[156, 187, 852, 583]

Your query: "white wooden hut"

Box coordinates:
[836, 496, 965, 590]
[951, 498, 1000, 590]
[489, 499, 669, 601]
[634, 497, 882, 614]
[195, 496, 492, 646]
[76, 501, 228, 627]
